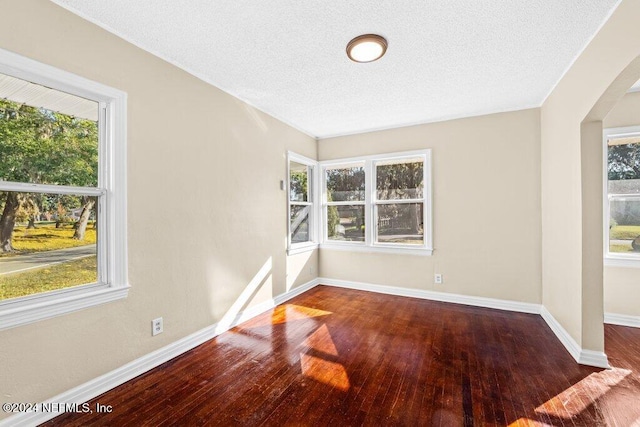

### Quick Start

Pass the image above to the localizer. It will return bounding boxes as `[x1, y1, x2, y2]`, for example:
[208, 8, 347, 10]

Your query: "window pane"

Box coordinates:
[290, 204, 311, 244]
[609, 198, 640, 254]
[0, 191, 98, 301]
[376, 203, 424, 245]
[376, 158, 424, 200]
[608, 138, 640, 193]
[290, 161, 310, 202]
[608, 179, 640, 194]
[326, 166, 365, 202]
[0, 73, 99, 187]
[327, 205, 365, 242]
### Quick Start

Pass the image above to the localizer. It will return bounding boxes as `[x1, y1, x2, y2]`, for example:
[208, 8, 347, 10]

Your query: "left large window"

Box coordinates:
[0, 49, 128, 330]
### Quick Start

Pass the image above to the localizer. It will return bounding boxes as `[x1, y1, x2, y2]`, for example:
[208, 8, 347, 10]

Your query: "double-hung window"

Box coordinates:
[287, 152, 318, 254]
[0, 48, 128, 330]
[321, 150, 432, 255]
[325, 163, 366, 242]
[374, 156, 427, 246]
[604, 126, 640, 266]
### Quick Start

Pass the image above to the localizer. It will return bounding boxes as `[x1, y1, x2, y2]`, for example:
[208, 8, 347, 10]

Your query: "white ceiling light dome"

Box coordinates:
[346, 34, 387, 63]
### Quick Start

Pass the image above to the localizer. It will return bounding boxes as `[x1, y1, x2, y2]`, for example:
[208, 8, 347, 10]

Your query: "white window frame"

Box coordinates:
[287, 152, 319, 255]
[323, 160, 367, 246]
[603, 126, 640, 268]
[0, 48, 129, 330]
[320, 150, 433, 256]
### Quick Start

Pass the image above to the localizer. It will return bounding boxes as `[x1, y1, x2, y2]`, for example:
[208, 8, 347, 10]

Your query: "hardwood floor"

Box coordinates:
[47, 285, 640, 426]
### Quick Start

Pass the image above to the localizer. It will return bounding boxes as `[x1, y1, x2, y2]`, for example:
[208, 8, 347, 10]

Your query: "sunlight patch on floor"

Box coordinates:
[508, 418, 553, 426]
[242, 304, 332, 328]
[534, 367, 631, 419]
[215, 329, 272, 354]
[302, 324, 339, 356]
[271, 304, 333, 325]
[300, 353, 350, 391]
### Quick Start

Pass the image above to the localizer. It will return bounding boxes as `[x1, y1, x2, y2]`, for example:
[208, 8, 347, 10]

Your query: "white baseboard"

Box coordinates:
[605, 312, 640, 328]
[540, 306, 610, 369]
[317, 277, 542, 314]
[579, 349, 610, 368]
[0, 278, 320, 427]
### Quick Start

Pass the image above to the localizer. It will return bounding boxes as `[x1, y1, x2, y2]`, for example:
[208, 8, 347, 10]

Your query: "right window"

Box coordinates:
[374, 157, 425, 246]
[604, 127, 640, 263]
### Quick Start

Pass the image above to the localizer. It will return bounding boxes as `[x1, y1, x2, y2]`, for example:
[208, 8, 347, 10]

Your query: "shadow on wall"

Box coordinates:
[214, 257, 273, 332]
[284, 249, 316, 292]
[205, 249, 316, 334]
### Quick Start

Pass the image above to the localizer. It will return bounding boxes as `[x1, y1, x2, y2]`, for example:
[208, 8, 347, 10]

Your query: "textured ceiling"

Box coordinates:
[52, 0, 620, 138]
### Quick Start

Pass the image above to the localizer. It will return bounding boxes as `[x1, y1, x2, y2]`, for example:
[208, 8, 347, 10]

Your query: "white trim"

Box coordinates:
[604, 257, 640, 268]
[320, 244, 433, 256]
[0, 182, 104, 196]
[605, 312, 640, 328]
[579, 350, 610, 368]
[540, 306, 581, 361]
[321, 150, 430, 165]
[286, 242, 318, 256]
[0, 47, 129, 329]
[0, 285, 130, 331]
[0, 48, 125, 104]
[540, 306, 610, 368]
[318, 277, 541, 314]
[0, 278, 320, 427]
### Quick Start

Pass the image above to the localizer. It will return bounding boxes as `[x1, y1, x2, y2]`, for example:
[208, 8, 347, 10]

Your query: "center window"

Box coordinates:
[325, 164, 365, 242]
[321, 150, 432, 255]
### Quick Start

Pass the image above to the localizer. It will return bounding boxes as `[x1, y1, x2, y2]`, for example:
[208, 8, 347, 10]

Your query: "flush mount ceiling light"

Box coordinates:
[346, 34, 388, 63]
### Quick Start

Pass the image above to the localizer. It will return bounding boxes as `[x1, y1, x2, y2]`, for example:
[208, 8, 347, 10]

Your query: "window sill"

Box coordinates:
[0, 284, 130, 331]
[287, 243, 319, 256]
[604, 257, 640, 268]
[320, 243, 433, 256]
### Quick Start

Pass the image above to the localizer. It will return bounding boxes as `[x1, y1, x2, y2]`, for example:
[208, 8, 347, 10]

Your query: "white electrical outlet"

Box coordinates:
[434, 273, 443, 284]
[152, 317, 163, 336]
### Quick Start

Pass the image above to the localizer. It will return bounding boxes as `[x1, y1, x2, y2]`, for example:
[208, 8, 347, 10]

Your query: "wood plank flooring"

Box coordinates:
[46, 285, 640, 426]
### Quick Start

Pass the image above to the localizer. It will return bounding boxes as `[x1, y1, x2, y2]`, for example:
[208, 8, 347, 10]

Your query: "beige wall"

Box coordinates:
[603, 91, 640, 317]
[0, 0, 317, 414]
[318, 109, 542, 304]
[605, 91, 640, 128]
[541, 0, 640, 351]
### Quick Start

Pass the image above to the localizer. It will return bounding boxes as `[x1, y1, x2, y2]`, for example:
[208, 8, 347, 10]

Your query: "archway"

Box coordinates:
[541, 0, 640, 368]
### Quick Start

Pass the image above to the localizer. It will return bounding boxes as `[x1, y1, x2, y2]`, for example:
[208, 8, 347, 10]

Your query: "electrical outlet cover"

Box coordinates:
[152, 317, 163, 336]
